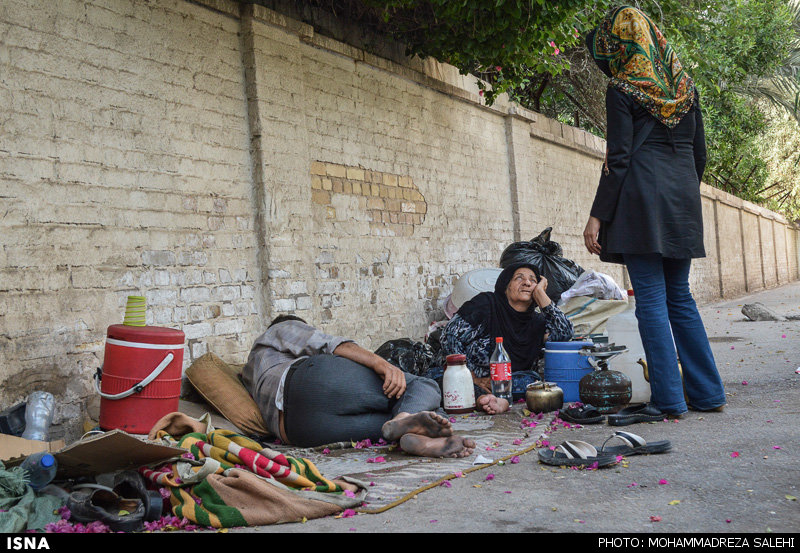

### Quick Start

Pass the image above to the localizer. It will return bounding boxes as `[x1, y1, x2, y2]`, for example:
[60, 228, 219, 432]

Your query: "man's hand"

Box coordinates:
[373, 359, 407, 399]
[333, 341, 407, 399]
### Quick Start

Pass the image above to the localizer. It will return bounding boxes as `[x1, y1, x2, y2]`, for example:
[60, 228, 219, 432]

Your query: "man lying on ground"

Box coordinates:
[241, 315, 476, 458]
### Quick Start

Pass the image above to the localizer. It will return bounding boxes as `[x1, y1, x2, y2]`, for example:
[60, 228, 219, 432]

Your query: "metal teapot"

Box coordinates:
[525, 381, 564, 413]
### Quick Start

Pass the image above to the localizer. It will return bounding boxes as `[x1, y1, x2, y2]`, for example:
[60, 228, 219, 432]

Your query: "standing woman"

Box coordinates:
[583, 6, 726, 417]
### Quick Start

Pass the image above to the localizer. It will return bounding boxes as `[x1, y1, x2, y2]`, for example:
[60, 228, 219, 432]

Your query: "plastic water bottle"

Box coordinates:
[20, 452, 57, 490]
[490, 337, 513, 403]
[20, 391, 54, 442]
[605, 289, 651, 403]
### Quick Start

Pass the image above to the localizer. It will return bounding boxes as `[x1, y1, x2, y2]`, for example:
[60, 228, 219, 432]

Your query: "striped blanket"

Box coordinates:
[143, 422, 365, 528]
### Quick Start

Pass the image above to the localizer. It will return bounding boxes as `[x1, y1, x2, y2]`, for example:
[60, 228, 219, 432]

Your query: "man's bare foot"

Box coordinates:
[381, 411, 453, 442]
[399, 434, 477, 458]
[477, 394, 510, 415]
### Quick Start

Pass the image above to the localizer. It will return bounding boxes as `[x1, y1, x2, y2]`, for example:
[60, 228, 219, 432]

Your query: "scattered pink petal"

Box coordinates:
[781, 334, 786, 338]
[340, 509, 357, 518]
[726, 519, 732, 523]
[650, 515, 662, 522]
[512, 439, 523, 446]
[454, 471, 464, 478]
[730, 451, 740, 458]
[344, 490, 355, 498]
[658, 479, 669, 485]
[504, 491, 512, 494]
[627, 482, 638, 488]
[741, 380, 748, 385]
[440, 481, 452, 488]
[322, 448, 331, 455]
[366, 456, 386, 463]
[430, 520, 438, 523]
[731, 346, 735, 350]
[510, 456, 520, 464]
[486, 474, 495, 481]
[773, 446, 782, 450]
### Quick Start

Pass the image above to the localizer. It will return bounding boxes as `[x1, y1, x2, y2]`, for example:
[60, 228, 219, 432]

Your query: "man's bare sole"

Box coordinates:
[399, 434, 477, 458]
[381, 411, 453, 442]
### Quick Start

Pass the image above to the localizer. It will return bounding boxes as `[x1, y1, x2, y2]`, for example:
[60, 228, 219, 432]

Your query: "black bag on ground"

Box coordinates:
[499, 227, 585, 303]
[374, 339, 436, 376]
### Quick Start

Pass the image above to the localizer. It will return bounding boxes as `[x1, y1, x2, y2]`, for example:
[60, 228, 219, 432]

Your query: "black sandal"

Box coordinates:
[558, 404, 605, 425]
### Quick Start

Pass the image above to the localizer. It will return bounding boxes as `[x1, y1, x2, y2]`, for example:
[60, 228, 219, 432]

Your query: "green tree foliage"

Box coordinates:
[360, 0, 614, 104]
[295, 1, 799, 218]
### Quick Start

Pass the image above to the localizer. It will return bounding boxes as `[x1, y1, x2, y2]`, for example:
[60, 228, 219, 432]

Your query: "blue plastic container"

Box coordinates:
[543, 341, 594, 403]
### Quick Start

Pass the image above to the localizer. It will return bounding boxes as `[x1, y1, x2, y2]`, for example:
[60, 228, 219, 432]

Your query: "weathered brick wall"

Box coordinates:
[0, 0, 262, 431]
[1, 0, 797, 439]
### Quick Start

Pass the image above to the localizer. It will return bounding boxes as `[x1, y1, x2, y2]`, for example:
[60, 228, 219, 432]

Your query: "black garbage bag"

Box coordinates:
[374, 339, 436, 377]
[499, 227, 585, 303]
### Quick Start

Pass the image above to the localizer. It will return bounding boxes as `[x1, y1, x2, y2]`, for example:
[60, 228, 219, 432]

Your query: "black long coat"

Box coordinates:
[590, 87, 707, 265]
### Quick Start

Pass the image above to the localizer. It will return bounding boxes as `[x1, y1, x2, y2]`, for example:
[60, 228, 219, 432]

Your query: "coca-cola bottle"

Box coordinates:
[490, 337, 512, 403]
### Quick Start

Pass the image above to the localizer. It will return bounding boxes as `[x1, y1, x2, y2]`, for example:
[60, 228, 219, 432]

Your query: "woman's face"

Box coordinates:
[505, 268, 537, 310]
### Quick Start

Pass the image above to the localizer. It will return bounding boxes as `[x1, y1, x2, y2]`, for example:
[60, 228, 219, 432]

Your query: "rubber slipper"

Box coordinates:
[599, 431, 672, 456]
[537, 440, 618, 468]
[559, 404, 604, 425]
[607, 403, 665, 426]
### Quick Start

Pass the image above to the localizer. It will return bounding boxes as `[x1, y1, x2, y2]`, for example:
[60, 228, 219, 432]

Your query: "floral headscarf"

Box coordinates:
[588, 5, 695, 128]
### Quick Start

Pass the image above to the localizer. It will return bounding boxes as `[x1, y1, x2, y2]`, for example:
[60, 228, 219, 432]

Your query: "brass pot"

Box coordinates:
[525, 381, 564, 414]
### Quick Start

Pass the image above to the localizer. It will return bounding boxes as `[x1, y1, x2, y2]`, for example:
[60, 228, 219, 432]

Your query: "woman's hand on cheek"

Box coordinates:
[533, 276, 551, 308]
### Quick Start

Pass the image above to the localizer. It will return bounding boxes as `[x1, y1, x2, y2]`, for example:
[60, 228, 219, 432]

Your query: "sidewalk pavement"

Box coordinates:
[235, 281, 800, 534]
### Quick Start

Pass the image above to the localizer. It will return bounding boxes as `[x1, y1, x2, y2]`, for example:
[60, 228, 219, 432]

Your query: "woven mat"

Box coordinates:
[283, 405, 552, 513]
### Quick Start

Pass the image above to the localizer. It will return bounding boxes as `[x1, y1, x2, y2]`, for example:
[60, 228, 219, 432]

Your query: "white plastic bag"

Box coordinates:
[558, 271, 626, 305]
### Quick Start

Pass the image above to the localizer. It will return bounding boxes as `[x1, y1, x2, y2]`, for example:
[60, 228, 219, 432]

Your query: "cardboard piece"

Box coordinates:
[1, 430, 185, 479]
[53, 430, 186, 478]
[0, 434, 65, 464]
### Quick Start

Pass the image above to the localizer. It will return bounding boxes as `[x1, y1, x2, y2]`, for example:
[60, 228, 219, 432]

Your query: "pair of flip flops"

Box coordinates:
[537, 431, 671, 467]
[607, 403, 667, 426]
[558, 404, 605, 425]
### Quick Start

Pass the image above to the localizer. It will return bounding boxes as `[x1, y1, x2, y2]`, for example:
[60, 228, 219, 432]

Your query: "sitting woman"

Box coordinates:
[440, 262, 574, 414]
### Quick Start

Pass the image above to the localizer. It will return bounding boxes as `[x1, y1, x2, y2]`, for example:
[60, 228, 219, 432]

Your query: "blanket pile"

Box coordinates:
[143, 413, 366, 528]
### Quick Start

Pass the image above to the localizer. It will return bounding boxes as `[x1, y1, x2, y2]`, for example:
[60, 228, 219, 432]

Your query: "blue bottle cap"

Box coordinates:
[40, 454, 55, 468]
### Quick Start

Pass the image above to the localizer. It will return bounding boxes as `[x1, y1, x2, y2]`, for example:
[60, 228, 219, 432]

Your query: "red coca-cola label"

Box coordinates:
[490, 362, 511, 381]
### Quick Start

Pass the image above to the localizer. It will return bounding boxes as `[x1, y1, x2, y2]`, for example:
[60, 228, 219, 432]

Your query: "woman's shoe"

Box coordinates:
[67, 488, 145, 532]
[688, 404, 725, 412]
[113, 470, 163, 522]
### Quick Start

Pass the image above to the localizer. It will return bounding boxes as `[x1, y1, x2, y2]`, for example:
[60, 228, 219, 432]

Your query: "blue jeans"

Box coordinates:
[624, 254, 726, 414]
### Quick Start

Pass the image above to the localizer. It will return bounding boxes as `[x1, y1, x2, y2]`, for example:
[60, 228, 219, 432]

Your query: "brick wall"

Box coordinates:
[1, 0, 797, 439]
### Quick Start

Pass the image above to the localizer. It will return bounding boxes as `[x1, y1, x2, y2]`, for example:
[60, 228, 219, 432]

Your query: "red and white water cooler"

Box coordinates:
[95, 324, 185, 434]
